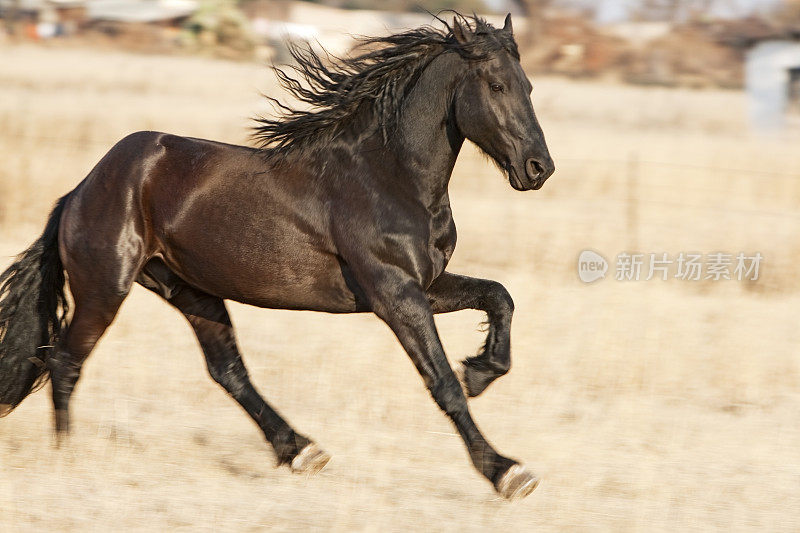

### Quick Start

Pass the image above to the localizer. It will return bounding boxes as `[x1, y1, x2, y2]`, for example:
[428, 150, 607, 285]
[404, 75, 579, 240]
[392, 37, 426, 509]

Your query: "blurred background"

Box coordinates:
[1, 0, 799, 531]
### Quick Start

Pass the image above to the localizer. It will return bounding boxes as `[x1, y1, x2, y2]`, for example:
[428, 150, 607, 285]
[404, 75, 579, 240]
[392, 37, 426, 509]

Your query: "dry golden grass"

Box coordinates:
[1, 44, 799, 531]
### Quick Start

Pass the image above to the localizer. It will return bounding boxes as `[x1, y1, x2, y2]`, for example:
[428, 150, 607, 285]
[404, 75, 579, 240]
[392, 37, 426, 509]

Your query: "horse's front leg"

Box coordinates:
[352, 266, 536, 499]
[427, 272, 514, 397]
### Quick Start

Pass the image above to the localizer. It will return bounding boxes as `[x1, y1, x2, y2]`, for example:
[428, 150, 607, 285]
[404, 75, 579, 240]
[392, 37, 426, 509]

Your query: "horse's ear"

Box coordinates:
[503, 13, 513, 34]
[452, 17, 472, 45]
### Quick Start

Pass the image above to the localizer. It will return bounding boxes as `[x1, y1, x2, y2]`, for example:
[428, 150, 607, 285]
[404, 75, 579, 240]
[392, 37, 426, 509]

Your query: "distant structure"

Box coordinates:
[88, 0, 196, 24]
[746, 39, 800, 129]
[0, 0, 196, 38]
[721, 19, 800, 130]
[0, 0, 87, 37]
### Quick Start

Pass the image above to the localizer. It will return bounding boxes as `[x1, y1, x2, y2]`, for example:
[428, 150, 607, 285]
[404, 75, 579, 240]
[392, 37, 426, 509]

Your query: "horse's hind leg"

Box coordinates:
[50, 244, 139, 435]
[136, 259, 330, 473]
[49, 293, 128, 435]
[48, 247, 135, 437]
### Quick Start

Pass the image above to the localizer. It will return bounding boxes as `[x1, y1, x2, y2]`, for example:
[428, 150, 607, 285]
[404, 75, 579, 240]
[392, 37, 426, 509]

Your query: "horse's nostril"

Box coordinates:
[525, 158, 545, 179]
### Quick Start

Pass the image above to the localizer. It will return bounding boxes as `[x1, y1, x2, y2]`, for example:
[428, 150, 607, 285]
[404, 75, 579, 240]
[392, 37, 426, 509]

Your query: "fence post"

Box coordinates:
[627, 151, 639, 252]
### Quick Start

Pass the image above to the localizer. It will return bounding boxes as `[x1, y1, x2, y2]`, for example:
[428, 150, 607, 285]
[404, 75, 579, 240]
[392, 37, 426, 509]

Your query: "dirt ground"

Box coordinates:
[1, 45, 799, 531]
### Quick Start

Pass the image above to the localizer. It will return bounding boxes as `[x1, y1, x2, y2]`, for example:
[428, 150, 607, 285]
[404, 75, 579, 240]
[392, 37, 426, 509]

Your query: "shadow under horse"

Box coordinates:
[0, 13, 554, 500]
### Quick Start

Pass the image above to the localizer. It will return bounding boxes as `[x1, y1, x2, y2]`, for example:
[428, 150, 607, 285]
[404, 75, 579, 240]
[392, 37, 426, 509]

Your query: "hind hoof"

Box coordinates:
[290, 443, 331, 475]
[496, 464, 539, 500]
[0, 404, 11, 417]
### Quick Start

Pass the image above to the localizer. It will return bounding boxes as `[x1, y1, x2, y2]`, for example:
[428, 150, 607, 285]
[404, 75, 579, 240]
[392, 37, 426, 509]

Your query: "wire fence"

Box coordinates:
[554, 153, 800, 226]
[3, 133, 800, 228]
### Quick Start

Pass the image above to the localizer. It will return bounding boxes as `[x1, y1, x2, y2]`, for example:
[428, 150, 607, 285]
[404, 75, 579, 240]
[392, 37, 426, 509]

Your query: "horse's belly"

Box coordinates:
[162, 244, 362, 313]
[234, 260, 362, 312]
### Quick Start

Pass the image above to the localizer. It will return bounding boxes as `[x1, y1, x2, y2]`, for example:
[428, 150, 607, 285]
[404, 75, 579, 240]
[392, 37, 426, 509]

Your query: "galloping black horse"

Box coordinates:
[0, 14, 553, 499]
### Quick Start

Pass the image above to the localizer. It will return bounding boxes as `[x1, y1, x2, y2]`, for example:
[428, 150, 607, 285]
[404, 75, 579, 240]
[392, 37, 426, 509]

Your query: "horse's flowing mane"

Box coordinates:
[252, 13, 518, 158]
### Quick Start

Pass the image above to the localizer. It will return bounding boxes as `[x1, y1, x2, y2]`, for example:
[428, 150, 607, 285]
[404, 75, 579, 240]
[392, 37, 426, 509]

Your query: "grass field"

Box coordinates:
[1, 44, 799, 531]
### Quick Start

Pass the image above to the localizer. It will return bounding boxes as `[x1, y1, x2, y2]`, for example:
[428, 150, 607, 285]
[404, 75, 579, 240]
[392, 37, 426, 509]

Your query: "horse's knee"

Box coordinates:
[459, 356, 510, 398]
[489, 356, 511, 377]
[469, 356, 510, 379]
[485, 281, 514, 317]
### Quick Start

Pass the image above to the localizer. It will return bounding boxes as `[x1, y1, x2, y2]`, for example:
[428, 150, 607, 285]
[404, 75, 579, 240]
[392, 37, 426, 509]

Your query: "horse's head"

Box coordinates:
[451, 15, 554, 191]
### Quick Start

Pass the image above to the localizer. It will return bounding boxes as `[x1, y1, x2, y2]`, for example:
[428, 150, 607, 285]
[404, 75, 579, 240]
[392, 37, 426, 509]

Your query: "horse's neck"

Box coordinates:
[388, 51, 465, 205]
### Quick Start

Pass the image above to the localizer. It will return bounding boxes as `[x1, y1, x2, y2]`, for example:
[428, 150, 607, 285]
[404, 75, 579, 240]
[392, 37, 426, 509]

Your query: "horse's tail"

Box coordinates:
[0, 195, 70, 417]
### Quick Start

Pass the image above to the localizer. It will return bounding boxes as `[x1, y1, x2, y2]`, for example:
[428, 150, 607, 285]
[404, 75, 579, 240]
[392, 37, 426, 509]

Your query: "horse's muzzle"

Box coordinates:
[524, 157, 555, 190]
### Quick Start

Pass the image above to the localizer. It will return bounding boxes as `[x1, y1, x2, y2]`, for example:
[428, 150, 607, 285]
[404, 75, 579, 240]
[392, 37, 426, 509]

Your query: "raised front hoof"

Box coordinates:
[495, 464, 540, 501]
[290, 443, 331, 475]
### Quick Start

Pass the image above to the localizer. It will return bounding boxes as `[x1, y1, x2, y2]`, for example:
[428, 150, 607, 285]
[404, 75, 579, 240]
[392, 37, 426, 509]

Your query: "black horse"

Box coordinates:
[0, 14, 553, 499]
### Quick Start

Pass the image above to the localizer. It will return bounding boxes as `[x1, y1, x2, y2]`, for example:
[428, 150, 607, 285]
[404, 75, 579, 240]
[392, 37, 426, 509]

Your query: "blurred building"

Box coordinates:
[0, 0, 196, 39]
[745, 36, 800, 129]
[88, 0, 196, 24]
[0, 0, 87, 37]
[712, 18, 800, 130]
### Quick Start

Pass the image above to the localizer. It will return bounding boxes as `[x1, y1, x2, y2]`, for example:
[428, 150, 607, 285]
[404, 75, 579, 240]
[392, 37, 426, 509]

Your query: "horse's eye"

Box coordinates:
[490, 83, 504, 93]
